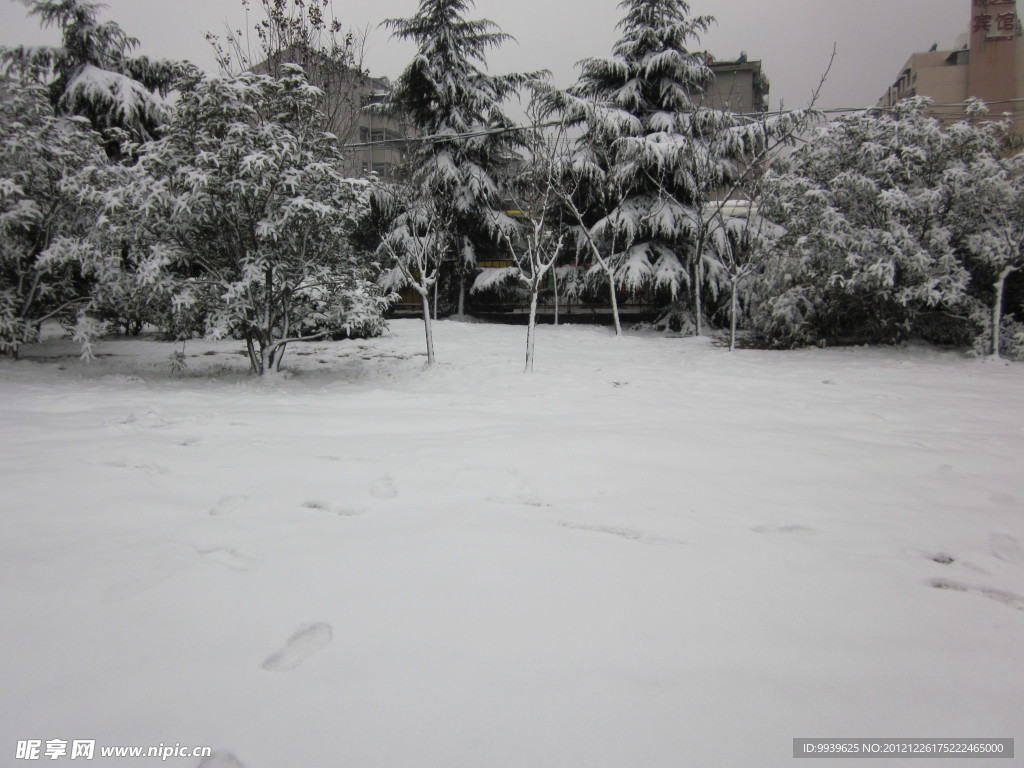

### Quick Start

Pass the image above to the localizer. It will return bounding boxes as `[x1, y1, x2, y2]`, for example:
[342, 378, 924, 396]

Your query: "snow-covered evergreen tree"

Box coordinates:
[87, 66, 389, 374]
[0, 80, 106, 356]
[558, 0, 797, 334]
[1, 0, 189, 155]
[752, 98, 995, 348]
[379, 0, 535, 316]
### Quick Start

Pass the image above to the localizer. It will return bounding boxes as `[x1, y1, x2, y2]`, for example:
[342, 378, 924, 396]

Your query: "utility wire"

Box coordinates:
[343, 100, 1024, 150]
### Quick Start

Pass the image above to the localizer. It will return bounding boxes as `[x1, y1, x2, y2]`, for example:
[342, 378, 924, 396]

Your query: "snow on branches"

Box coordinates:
[551, 0, 811, 335]
[380, 0, 539, 317]
[0, 81, 106, 356]
[1, 0, 190, 154]
[751, 98, 1013, 350]
[88, 67, 388, 374]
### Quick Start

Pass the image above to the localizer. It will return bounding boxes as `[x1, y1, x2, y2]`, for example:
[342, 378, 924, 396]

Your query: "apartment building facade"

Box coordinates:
[877, 0, 1023, 134]
[698, 58, 771, 114]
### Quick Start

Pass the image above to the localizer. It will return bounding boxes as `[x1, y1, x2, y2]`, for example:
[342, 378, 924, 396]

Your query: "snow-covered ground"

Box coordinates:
[1, 320, 1022, 767]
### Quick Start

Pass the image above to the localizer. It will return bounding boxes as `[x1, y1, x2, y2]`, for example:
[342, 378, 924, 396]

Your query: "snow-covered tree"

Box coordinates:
[752, 98, 987, 347]
[531, 90, 629, 335]
[0, 80, 106, 356]
[701, 197, 781, 351]
[557, 0, 795, 335]
[88, 66, 389, 374]
[380, 0, 536, 316]
[472, 109, 570, 372]
[945, 150, 1024, 358]
[374, 184, 451, 365]
[1, 0, 188, 155]
[208, 0, 371, 171]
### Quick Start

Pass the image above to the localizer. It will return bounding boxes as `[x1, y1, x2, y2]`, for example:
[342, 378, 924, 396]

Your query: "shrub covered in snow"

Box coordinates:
[0, 81, 106, 356]
[751, 98, 1021, 355]
[86, 66, 390, 374]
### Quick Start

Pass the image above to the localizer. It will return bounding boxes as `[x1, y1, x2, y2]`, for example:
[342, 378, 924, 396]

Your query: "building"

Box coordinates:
[352, 76, 408, 177]
[252, 48, 409, 177]
[877, 0, 1024, 135]
[698, 57, 771, 114]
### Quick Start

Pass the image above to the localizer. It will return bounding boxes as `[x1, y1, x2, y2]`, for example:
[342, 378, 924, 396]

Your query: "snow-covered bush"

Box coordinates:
[944, 144, 1024, 359]
[91, 66, 389, 374]
[752, 99, 998, 348]
[0, 81, 106, 356]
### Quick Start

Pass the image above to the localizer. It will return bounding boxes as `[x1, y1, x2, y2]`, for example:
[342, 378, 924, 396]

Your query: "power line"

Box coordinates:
[342, 101, 1024, 150]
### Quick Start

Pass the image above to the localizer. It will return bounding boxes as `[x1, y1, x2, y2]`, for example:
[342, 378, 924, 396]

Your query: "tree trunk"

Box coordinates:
[525, 286, 539, 372]
[693, 258, 703, 337]
[607, 268, 622, 337]
[433, 276, 438, 322]
[421, 290, 436, 365]
[729, 278, 739, 352]
[273, 303, 290, 373]
[273, 342, 287, 373]
[991, 266, 1016, 358]
[245, 335, 262, 375]
[456, 261, 466, 318]
[553, 269, 559, 327]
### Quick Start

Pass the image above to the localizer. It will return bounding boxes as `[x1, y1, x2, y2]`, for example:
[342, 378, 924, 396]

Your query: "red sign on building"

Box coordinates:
[973, 0, 1019, 41]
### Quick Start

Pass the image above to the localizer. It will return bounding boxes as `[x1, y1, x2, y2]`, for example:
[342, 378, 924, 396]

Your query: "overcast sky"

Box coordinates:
[1, 0, 969, 110]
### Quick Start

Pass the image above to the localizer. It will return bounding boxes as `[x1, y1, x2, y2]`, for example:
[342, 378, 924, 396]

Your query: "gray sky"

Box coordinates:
[1, 0, 969, 110]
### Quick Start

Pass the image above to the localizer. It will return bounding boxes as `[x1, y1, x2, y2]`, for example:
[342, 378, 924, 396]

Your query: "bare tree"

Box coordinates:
[473, 108, 572, 372]
[207, 0, 371, 171]
[374, 184, 452, 365]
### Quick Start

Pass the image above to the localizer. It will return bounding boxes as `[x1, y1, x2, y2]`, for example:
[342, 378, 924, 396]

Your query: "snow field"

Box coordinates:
[1, 319, 1022, 767]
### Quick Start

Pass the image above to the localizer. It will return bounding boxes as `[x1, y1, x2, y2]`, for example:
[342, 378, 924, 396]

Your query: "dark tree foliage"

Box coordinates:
[1, 0, 190, 155]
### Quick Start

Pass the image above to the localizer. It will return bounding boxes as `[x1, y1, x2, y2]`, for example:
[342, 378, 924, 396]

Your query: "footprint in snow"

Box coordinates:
[991, 533, 1023, 565]
[930, 579, 1024, 612]
[370, 476, 397, 499]
[559, 522, 686, 545]
[198, 752, 246, 768]
[904, 547, 990, 574]
[561, 522, 644, 541]
[752, 524, 816, 535]
[209, 495, 248, 516]
[262, 623, 333, 671]
[485, 493, 550, 508]
[301, 500, 361, 517]
[102, 460, 170, 476]
[198, 547, 261, 571]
